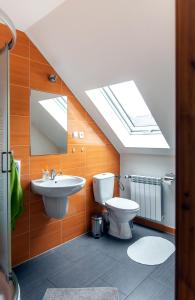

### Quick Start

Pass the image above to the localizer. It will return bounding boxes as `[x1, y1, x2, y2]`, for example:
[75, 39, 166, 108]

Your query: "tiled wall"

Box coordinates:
[0, 25, 119, 266]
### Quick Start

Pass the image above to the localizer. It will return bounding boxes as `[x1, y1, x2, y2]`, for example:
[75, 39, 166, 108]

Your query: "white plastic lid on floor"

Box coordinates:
[106, 197, 139, 210]
[127, 236, 175, 265]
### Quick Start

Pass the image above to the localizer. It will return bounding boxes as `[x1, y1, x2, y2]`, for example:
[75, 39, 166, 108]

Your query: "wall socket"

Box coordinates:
[72, 131, 84, 139]
[79, 131, 84, 139]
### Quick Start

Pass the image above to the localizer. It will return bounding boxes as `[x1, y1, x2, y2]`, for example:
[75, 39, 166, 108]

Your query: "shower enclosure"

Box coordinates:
[0, 9, 20, 300]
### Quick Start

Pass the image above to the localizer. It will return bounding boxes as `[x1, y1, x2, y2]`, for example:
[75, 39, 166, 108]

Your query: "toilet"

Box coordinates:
[93, 173, 140, 239]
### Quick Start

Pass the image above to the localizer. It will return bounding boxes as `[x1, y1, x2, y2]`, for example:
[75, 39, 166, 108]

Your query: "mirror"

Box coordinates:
[30, 90, 67, 156]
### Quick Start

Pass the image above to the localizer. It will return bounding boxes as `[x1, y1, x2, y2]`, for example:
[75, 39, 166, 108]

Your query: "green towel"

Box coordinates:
[10, 155, 23, 230]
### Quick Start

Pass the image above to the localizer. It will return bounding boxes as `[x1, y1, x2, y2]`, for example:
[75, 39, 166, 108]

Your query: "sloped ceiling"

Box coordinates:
[0, 0, 67, 30]
[6, 0, 176, 154]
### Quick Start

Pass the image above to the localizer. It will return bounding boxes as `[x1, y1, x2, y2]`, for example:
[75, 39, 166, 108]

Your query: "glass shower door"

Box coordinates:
[0, 44, 11, 280]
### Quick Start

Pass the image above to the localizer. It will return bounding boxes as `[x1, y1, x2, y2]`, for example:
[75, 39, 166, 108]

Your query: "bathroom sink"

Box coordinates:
[31, 175, 86, 219]
[31, 175, 86, 197]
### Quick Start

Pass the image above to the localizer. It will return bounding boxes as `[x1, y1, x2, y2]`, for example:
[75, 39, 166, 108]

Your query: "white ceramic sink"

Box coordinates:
[31, 175, 86, 219]
[31, 175, 86, 197]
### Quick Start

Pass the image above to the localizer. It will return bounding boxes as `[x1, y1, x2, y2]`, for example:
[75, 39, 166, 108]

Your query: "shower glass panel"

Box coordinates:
[0, 45, 11, 279]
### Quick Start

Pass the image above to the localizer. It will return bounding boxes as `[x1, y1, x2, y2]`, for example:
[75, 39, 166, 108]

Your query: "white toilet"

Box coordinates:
[93, 173, 140, 239]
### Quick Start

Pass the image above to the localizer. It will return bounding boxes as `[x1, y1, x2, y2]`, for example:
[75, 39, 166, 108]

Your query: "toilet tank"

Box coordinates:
[93, 173, 115, 204]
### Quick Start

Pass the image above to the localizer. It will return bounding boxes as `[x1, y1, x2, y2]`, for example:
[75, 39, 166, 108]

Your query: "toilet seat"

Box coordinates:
[105, 197, 139, 212]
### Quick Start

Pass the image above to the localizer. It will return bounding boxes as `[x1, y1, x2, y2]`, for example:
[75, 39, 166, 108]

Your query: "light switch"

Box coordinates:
[72, 131, 78, 139]
[79, 131, 84, 139]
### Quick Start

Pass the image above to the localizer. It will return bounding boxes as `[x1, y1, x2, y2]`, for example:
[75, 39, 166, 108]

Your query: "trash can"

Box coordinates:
[91, 214, 103, 238]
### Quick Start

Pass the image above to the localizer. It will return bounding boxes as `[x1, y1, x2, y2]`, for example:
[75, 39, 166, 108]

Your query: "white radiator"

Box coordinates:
[130, 175, 162, 222]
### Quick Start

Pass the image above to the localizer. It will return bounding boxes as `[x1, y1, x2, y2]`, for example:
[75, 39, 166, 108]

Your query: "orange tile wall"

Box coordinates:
[0, 25, 120, 266]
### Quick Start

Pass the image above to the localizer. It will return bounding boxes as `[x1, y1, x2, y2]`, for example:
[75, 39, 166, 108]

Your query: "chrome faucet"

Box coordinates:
[50, 169, 57, 180]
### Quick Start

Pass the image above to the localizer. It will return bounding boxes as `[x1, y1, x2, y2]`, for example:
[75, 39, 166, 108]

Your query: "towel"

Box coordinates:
[10, 155, 23, 230]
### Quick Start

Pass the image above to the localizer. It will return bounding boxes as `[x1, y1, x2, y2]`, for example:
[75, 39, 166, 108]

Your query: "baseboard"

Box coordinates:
[134, 217, 176, 235]
[12, 232, 88, 267]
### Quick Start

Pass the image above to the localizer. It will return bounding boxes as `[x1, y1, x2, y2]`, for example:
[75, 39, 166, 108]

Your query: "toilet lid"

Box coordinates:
[105, 197, 139, 211]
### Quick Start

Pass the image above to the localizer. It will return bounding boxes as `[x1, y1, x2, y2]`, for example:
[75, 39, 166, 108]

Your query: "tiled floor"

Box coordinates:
[14, 224, 175, 300]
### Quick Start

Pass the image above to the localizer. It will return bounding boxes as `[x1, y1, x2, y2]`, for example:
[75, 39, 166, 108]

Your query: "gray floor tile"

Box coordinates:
[96, 233, 136, 254]
[81, 225, 175, 266]
[47, 250, 117, 288]
[55, 240, 97, 263]
[83, 278, 127, 300]
[125, 277, 168, 300]
[132, 225, 175, 243]
[155, 285, 174, 300]
[13, 225, 175, 300]
[101, 260, 155, 295]
[15, 252, 71, 289]
[57, 234, 95, 250]
[150, 254, 175, 287]
[14, 260, 44, 288]
[21, 278, 55, 300]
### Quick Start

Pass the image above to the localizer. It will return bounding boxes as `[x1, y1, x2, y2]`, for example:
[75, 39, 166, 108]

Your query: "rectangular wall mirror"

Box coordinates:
[30, 89, 68, 156]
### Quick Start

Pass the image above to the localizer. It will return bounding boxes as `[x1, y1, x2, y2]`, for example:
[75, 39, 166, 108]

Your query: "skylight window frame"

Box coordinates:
[86, 81, 170, 149]
[100, 85, 161, 135]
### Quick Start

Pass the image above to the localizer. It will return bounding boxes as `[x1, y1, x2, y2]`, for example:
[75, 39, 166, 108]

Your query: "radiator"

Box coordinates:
[130, 175, 162, 222]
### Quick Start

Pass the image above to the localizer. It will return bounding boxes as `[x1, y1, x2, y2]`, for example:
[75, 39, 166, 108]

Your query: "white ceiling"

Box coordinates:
[3, 0, 175, 155]
[0, 0, 67, 30]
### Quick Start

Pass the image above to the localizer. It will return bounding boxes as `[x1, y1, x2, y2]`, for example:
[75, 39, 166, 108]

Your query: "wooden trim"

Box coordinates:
[176, 0, 195, 299]
[134, 217, 175, 235]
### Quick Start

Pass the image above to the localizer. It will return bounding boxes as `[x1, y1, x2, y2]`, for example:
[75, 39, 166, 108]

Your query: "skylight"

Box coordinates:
[86, 81, 169, 148]
[39, 96, 67, 130]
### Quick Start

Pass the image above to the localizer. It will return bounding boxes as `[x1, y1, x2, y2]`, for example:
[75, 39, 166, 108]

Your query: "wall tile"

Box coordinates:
[105, 145, 120, 167]
[6, 28, 119, 265]
[10, 55, 29, 87]
[30, 61, 61, 93]
[86, 145, 108, 170]
[11, 145, 29, 176]
[10, 85, 30, 116]
[10, 116, 29, 146]
[30, 198, 60, 231]
[67, 189, 86, 217]
[30, 41, 49, 65]
[62, 212, 86, 243]
[11, 36, 29, 58]
[84, 121, 110, 145]
[20, 175, 31, 196]
[30, 155, 61, 178]
[60, 145, 86, 171]
[59, 167, 87, 183]
[14, 30, 29, 45]
[61, 82, 75, 98]
[12, 233, 30, 266]
[30, 222, 61, 257]
[68, 95, 88, 121]
[86, 187, 103, 215]
[68, 120, 86, 145]
[12, 200, 29, 237]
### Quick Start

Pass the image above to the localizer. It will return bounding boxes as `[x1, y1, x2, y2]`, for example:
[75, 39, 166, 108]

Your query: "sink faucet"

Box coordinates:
[50, 169, 57, 180]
